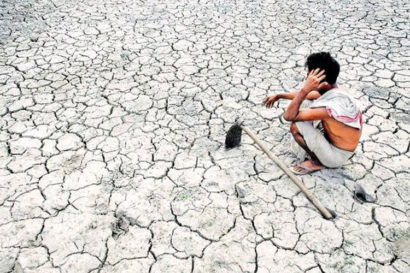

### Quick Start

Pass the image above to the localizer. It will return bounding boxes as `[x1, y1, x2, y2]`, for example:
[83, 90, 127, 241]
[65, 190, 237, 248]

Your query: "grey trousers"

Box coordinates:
[295, 120, 354, 168]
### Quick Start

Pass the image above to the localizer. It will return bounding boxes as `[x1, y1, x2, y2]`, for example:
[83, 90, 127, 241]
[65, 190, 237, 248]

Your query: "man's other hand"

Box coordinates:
[262, 95, 279, 108]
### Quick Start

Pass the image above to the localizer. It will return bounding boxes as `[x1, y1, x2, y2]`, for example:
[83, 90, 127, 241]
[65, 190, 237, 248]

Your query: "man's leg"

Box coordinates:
[290, 122, 324, 172]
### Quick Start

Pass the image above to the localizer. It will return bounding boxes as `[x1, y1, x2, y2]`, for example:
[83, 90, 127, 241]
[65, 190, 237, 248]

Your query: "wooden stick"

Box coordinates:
[242, 125, 333, 219]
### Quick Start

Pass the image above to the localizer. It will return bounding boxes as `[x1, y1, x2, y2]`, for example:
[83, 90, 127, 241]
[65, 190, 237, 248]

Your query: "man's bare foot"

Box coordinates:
[291, 160, 324, 175]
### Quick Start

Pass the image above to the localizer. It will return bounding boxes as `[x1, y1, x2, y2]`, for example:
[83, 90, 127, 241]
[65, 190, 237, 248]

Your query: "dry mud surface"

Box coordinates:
[0, 0, 409, 272]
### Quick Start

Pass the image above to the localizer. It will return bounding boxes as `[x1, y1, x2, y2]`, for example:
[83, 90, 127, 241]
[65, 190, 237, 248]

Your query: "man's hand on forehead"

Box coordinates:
[302, 69, 327, 93]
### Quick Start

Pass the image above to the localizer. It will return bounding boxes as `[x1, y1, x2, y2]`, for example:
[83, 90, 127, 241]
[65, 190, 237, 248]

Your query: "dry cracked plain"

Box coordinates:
[0, 0, 409, 272]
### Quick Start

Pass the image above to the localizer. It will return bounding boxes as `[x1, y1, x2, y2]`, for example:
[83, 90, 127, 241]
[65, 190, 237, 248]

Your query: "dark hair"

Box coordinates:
[305, 52, 340, 84]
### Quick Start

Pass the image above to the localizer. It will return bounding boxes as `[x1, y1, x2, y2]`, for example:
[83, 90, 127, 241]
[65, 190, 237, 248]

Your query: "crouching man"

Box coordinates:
[263, 52, 362, 174]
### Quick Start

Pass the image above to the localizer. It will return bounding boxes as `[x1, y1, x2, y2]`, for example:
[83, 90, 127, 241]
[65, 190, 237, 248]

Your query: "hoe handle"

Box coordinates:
[242, 126, 333, 219]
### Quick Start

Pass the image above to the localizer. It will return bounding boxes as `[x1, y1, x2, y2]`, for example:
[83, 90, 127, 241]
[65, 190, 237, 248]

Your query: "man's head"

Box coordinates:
[305, 52, 340, 85]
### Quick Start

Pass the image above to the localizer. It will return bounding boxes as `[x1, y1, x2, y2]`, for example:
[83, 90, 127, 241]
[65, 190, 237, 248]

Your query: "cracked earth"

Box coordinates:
[0, 0, 409, 272]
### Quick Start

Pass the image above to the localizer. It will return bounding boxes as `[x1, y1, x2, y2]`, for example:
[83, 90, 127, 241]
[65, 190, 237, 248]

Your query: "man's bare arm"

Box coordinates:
[263, 90, 321, 108]
[289, 107, 330, 121]
[283, 90, 310, 121]
[283, 69, 327, 121]
[279, 91, 321, 100]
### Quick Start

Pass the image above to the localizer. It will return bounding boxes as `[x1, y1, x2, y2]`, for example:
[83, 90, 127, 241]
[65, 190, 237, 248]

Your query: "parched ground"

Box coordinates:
[0, 0, 409, 272]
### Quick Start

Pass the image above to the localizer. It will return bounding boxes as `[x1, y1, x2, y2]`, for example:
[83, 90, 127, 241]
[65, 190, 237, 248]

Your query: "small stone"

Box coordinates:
[30, 35, 39, 42]
[235, 185, 246, 198]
